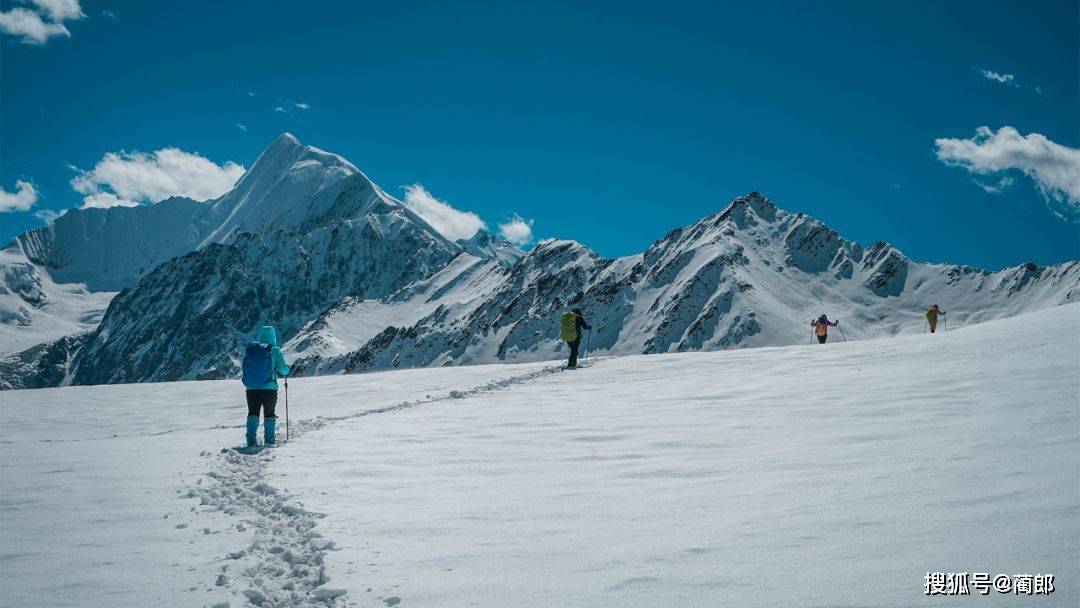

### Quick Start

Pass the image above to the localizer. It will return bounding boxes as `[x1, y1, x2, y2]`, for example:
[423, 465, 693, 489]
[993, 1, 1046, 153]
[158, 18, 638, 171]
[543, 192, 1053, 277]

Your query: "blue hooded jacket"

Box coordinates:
[253, 325, 291, 390]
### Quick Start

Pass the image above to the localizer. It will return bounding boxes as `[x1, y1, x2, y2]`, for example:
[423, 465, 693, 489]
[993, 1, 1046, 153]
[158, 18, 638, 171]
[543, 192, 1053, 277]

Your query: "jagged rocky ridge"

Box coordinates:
[1, 134, 1077, 389]
[287, 194, 1079, 376]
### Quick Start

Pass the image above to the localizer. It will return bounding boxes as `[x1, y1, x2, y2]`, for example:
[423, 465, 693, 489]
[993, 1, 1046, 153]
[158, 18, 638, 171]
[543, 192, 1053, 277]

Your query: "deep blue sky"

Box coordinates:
[2, 0, 1077, 269]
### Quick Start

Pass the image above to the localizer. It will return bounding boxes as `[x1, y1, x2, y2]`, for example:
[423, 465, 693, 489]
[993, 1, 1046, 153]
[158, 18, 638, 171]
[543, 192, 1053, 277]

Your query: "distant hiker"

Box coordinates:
[242, 325, 291, 447]
[925, 305, 946, 333]
[560, 308, 591, 368]
[810, 314, 839, 344]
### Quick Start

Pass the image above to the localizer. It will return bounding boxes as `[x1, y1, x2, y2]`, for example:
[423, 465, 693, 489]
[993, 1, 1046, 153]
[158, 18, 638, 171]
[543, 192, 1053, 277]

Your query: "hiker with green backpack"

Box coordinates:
[924, 304, 946, 333]
[560, 308, 592, 369]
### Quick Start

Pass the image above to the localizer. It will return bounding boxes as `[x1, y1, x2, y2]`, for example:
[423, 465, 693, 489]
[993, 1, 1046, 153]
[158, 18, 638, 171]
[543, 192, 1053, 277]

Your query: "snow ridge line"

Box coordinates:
[287, 359, 601, 440]
[190, 359, 599, 607]
[1, 424, 240, 445]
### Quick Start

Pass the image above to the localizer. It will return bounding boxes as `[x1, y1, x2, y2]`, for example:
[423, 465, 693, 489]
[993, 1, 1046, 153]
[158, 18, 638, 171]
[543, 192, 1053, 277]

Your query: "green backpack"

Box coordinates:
[559, 311, 578, 342]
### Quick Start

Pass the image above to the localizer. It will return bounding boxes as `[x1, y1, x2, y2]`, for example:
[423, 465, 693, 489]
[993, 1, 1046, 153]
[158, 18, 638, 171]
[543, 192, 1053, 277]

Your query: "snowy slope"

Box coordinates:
[0, 362, 552, 608]
[0, 195, 208, 355]
[7, 195, 212, 291]
[2, 304, 1076, 607]
[0, 246, 115, 355]
[288, 253, 508, 374]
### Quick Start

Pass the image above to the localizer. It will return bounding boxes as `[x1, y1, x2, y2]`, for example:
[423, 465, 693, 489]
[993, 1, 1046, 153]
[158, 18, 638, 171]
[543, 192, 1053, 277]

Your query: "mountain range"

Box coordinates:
[2, 133, 1077, 389]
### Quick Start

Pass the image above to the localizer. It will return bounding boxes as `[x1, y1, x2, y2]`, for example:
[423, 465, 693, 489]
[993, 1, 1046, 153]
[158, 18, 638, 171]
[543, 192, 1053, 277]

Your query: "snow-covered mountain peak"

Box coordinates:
[714, 190, 779, 226]
[274, 131, 300, 146]
[455, 229, 525, 267]
[523, 239, 600, 271]
[639, 192, 782, 275]
[243, 132, 359, 178]
[199, 134, 377, 244]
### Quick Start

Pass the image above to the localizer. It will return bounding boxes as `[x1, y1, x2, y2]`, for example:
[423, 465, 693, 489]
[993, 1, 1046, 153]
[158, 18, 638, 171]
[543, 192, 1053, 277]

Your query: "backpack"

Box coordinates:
[560, 312, 578, 343]
[814, 322, 828, 337]
[242, 342, 274, 389]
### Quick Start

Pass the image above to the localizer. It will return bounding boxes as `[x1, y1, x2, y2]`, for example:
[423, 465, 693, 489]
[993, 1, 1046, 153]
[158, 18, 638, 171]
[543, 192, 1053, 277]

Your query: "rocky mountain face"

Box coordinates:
[2, 135, 1077, 390]
[287, 192, 1080, 375]
[0, 197, 205, 355]
[1, 133, 461, 387]
[0, 133, 406, 354]
[69, 136, 464, 385]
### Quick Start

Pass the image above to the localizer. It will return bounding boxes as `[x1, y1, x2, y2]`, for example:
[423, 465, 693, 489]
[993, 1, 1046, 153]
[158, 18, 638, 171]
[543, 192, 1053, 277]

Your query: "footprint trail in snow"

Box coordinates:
[188, 360, 598, 607]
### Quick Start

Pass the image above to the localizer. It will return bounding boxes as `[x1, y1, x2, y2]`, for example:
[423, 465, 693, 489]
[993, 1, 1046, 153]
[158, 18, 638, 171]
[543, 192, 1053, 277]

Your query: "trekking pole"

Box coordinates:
[837, 324, 847, 342]
[585, 329, 591, 361]
[943, 317, 947, 332]
[284, 377, 290, 443]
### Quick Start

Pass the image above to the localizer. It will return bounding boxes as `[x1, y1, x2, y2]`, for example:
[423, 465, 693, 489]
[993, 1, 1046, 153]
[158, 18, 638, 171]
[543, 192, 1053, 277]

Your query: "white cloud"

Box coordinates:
[79, 191, 137, 209]
[26, 0, 84, 22]
[236, 123, 248, 132]
[978, 68, 1018, 87]
[0, 1, 83, 44]
[100, 9, 119, 21]
[0, 180, 39, 212]
[71, 147, 246, 209]
[498, 215, 534, 246]
[0, 7, 70, 43]
[34, 208, 62, 224]
[402, 184, 486, 241]
[974, 175, 1015, 194]
[935, 126, 1080, 217]
[274, 101, 310, 114]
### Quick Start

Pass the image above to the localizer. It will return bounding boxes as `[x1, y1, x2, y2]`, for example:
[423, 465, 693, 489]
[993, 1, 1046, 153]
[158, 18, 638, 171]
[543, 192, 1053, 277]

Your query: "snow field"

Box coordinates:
[274, 304, 1079, 607]
[0, 361, 556, 607]
[1, 304, 1077, 607]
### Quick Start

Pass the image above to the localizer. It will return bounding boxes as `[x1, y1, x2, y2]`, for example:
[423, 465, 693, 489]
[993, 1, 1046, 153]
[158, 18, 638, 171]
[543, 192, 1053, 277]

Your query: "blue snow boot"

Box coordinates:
[264, 417, 277, 446]
[246, 416, 260, 447]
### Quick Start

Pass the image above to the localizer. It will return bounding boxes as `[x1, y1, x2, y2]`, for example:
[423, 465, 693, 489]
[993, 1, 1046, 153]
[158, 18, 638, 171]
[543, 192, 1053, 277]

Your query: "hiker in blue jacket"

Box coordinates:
[242, 325, 291, 447]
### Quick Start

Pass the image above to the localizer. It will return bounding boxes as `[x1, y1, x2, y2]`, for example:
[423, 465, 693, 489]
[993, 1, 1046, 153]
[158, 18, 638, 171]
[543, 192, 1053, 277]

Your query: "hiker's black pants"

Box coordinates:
[568, 337, 581, 367]
[246, 389, 277, 419]
[817, 335, 828, 344]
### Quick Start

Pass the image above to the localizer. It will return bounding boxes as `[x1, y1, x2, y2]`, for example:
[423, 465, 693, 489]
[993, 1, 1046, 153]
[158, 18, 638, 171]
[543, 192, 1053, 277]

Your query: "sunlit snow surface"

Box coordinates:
[0, 247, 116, 355]
[2, 305, 1078, 607]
